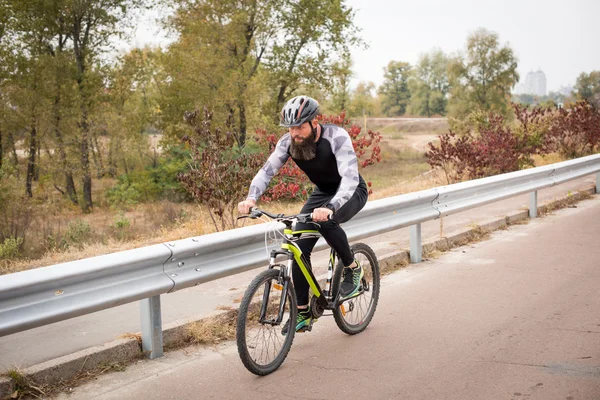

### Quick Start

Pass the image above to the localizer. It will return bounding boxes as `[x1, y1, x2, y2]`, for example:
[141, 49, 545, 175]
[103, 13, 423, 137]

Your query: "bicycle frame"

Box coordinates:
[261, 226, 338, 325]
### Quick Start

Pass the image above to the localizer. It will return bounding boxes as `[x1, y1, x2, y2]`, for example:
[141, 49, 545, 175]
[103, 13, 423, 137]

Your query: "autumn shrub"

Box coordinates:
[426, 107, 549, 183]
[546, 100, 600, 158]
[177, 108, 264, 231]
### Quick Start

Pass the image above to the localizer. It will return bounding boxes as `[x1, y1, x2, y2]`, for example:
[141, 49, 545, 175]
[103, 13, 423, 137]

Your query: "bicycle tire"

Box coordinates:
[332, 243, 380, 335]
[236, 268, 297, 375]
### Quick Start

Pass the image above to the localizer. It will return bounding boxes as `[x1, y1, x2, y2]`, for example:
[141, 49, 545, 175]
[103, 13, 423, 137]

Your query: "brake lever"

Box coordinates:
[237, 215, 257, 220]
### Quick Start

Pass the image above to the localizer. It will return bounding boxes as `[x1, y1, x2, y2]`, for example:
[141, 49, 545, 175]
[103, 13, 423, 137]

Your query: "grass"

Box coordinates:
[538, 190, 593, 216]
[5, 368, 49, 399]
[3, 359, 136, 399]
[184, 312, 238, 347]
[364, 117, 449, 135]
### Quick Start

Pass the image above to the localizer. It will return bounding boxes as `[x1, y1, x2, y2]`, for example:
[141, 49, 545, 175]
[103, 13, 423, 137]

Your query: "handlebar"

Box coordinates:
[239, 207, 330, 224]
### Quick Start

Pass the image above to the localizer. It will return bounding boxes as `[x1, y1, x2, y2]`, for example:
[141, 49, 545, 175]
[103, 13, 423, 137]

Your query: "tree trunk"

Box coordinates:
[35, 145, 41, 181]
[80, 106, 93, 213]
[274, 85, 288, 125]
[92, 131, 104, 178]
[107, 140, 117, 178]
[8, 132, 18, 167]
[53, 93, 78, 205]
[238, 102, 247, 148]
[26, 122, 37, 198]
[0, 125, 3, 169]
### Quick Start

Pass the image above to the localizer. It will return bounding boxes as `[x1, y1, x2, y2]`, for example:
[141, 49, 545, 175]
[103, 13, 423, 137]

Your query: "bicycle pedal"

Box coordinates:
[297, 325, 312, 333]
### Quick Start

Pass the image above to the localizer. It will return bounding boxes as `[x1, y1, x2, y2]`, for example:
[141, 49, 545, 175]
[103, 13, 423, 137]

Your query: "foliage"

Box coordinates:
[546, 101, 600, 158]
[254, 111, 381, 202]
[347, 81, 379, 118]
[378, 61, 412, 116]
[111, 214, 131, 240]
[574, 71, 600, 108]
[65, 219, 92, 249]
[177, 108, 264, 231]
[105, 146, 191, 209]
[328, 53, 353, 114]
[0, 165, 34, 244]
[426, 110, 543, 183]
[408, 49, 449, 117]
[448, 28, 519, 119]
[0, 237, 23, 259]
[163, 0, 361, 145]
[429, 100, 600, 184]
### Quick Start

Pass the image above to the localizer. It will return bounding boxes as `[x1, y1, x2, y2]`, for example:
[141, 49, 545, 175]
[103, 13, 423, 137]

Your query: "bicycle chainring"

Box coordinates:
[310, 296, 325, 318]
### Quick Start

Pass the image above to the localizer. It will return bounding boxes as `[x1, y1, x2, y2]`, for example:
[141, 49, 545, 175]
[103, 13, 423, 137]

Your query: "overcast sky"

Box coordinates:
[129, 0, 600, 92]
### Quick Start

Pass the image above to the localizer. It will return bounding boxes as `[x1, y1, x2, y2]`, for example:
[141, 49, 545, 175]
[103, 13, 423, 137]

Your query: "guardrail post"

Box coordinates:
[596, 172, 600, 194]
[529, 191, 538, 218]
[140, 295, 163, 359]
[410, 223, 422, 263]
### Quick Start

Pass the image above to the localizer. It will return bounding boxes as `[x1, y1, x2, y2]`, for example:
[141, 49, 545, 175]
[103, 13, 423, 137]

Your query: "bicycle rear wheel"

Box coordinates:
[332, 243, 380, 335]
[236, 268, 297, 375]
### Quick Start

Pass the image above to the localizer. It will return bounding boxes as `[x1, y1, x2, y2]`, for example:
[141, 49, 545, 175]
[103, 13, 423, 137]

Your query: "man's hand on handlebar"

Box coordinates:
[312, 207, 333, 222]
[238, 199, 256, 215]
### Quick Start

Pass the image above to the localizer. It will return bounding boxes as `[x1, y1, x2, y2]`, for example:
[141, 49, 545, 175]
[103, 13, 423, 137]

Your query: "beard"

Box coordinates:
[289, 128, 317, 161]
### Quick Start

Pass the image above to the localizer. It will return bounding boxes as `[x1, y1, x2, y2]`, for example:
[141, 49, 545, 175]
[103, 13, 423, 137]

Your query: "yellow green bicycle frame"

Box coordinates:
[279, 228, 335, 301]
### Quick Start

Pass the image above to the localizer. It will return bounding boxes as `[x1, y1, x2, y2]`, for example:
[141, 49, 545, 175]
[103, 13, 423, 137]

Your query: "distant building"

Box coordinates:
[523, 70, 547, 96]
[558, 85, 573, 97]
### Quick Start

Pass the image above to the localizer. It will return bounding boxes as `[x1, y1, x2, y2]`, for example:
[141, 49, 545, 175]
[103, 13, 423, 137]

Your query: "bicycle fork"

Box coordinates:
[258, 251, 294, 325]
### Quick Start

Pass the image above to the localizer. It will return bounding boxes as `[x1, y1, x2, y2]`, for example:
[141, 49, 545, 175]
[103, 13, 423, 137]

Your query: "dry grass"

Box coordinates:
[4, 368, 50, 399]
[380, 258, 409, 276]
[531, 152, 566, 167]
[538, 190, 593, 216]
[184, 312, 238, 346]
[364, 118, 449, 135]
[118, 333, 142, 342]
[3, 361, 131, 400]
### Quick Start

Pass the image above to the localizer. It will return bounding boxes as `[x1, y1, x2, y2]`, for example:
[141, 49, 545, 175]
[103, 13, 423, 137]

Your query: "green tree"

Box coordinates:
[102, 48, 161, 178]
[9, 0, 80, 203]
[448, 28, 519, 119]
[408, 49, 449, 117]
[378, 61, 412, 116]
[574, 71, 600, 108]
[163, 0, 361, 142]
[348, 81, 378, 118]
[63, 0, 152, 212]
[268, 0, 361, 120]
[164, 0, 279, 147]
[329, 53, 353, 114]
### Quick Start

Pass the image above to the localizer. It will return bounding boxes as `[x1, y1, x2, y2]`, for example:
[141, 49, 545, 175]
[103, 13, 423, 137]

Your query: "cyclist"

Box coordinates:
[238, 95, 369, 334]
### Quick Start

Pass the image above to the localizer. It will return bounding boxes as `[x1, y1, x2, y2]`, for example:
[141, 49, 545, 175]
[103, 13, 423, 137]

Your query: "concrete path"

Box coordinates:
[59, 195, 600, 400]
[0, 175, 596, 371]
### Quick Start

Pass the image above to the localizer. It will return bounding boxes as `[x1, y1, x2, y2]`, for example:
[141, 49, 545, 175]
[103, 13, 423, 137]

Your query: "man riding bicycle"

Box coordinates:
[238, 95, 369, 334]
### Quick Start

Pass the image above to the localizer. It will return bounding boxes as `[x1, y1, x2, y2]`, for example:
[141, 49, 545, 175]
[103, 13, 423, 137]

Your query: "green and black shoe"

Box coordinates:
[281, 308, 317, 335]
[340, 260, 364, 300]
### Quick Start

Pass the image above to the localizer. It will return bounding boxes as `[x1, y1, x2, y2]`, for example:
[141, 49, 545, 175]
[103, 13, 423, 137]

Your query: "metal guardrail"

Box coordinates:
[1, 153, 599, 358]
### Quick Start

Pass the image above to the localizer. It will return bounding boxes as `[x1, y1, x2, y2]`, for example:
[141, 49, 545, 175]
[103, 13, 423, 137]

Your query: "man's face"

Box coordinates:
[289, 121, 315, 143]
[288, 121, 318, 161]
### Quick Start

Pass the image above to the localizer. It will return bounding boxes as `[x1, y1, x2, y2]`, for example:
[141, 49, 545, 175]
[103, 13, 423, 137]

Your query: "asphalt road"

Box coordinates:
[60, 195, 600, 400]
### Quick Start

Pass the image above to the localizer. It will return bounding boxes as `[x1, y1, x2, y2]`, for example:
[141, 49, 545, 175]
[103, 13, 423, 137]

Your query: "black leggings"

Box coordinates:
[292, 178, 368, 306]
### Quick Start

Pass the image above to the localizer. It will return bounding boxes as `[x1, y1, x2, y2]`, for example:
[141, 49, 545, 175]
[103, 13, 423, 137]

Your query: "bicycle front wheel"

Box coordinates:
[236, 268, 297, 375]
[332, 243, 380, 335]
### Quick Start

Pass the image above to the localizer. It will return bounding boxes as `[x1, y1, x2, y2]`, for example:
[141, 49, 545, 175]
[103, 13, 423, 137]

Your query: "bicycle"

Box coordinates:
[235, 207, 380, 375]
